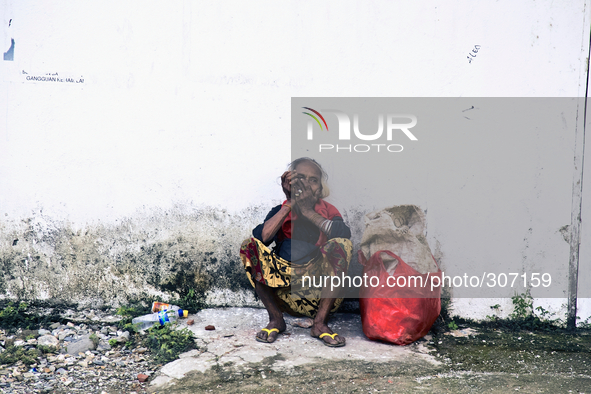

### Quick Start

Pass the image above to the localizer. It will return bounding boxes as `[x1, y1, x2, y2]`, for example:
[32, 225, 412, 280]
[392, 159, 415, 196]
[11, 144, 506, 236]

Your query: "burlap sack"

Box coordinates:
[360, 205, 438, 274]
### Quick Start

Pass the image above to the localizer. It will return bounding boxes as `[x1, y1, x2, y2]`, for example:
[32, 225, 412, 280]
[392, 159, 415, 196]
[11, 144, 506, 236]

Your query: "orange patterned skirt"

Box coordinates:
[239, 237, 353, 318]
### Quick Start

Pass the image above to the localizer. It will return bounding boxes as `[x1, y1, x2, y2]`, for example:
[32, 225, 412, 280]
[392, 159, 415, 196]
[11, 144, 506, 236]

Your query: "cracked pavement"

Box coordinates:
[148, 307, 437, 392]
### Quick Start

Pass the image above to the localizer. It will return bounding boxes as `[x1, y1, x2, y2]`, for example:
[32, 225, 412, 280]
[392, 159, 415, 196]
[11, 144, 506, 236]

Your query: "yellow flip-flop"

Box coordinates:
[256, 328, 280, 343]
[315, 332, 346, 347]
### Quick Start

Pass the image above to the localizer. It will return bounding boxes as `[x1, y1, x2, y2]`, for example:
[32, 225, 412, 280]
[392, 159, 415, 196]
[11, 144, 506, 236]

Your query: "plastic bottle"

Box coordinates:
[131, 309, 187, 330]
[151, 302, 180, 313]
[151, 302, 189, 317]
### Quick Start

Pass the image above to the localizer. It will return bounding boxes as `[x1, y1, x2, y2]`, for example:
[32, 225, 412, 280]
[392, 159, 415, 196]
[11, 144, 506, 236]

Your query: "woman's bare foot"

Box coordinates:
[310, 322, 346, 347]
[256, 319, 287, 343]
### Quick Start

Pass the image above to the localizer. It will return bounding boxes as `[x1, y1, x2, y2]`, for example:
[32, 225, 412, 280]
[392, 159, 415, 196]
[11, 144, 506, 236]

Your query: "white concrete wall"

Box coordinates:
[1, 0, 590, 323]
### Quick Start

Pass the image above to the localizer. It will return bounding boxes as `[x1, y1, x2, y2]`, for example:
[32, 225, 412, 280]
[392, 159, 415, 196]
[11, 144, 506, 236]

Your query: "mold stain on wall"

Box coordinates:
[0, 204, 274, 308]
[0, 203, 409, 311]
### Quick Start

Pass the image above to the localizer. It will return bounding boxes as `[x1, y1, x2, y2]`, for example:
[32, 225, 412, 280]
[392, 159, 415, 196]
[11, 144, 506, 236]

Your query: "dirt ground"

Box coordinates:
[148, 309, 591, 394]
[167, 362, 590, 394]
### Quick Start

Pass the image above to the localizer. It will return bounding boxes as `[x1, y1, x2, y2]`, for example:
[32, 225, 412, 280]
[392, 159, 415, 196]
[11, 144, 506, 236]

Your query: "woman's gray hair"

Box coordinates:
[288, 157, 330, 198]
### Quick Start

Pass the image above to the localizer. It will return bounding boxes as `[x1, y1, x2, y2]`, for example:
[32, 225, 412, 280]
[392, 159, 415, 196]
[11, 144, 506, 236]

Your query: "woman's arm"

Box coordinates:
[299, 211, 351, 239]
[254, 171, 297, 244]
[293, 177, 351, 238]
[260, 204, 292, 244]
[328, 217, 351, 239]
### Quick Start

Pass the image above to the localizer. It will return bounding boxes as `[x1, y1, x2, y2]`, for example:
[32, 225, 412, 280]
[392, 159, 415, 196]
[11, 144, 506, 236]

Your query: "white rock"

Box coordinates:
[37, 335, 59, 347]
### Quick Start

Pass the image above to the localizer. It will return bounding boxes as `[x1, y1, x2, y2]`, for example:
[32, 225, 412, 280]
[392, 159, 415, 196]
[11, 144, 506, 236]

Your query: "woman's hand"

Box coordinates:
[292, 178, 319, 215]
[281, 171, 294, 200]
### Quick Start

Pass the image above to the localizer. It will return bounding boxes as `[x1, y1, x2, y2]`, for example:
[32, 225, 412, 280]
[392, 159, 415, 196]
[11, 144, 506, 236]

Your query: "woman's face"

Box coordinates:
[294, 161, 322, 200]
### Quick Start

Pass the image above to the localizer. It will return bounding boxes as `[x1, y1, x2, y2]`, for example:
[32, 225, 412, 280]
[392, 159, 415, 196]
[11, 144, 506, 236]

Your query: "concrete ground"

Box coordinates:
[148, 308, 591, 394]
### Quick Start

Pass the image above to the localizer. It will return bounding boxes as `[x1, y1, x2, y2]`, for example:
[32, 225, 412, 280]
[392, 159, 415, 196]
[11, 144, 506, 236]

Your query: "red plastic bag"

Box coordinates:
[358, 250, 442, 345]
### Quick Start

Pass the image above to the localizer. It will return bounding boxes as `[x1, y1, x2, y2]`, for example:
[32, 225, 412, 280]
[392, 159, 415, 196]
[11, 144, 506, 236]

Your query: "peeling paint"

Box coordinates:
[559, 225, 570, 243]
[3, 38, 14, 61]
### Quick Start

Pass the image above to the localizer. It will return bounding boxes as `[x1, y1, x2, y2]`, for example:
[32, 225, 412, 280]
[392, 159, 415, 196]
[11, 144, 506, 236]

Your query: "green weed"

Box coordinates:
[116, 305, 147, 319]
[576, 316, 591, 329]
[433, 292, 578, 335]
[0, 301, 62, 330]
[510, 292, 534, 320]
[143, 322, 195, 363]
[0, 346, 40, 366]
[176, 288, 203, 313]
[89, 333, 100, 347]
[0, 302, 36, 329]
[486, 304, 502, 321]
[115, 304, 149, 330]
[37, 344, 57, 354]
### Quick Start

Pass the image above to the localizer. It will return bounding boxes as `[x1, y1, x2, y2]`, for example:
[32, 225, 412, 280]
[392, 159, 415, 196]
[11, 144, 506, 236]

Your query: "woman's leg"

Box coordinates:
[309, 238, 352, 346]
[254, 280, 286, 343]
[240, 238, 292, 343]
[310, 287, 346, 346]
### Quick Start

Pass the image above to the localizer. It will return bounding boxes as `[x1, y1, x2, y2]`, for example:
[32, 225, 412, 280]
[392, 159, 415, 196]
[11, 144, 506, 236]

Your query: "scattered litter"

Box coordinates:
[187, 319, 195, 326]
[132, 309, 187, 330]
[137, 373, 149, 382]
[205, 325, 216, 331]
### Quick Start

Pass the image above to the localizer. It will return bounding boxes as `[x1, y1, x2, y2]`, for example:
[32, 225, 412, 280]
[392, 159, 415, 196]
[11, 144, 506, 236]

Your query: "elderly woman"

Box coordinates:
[240, 157, 353, 347]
